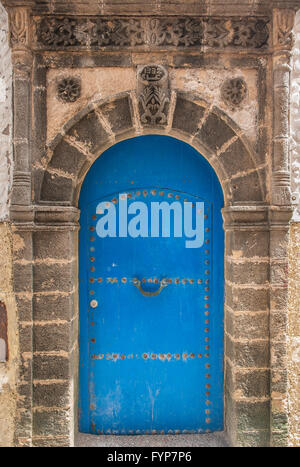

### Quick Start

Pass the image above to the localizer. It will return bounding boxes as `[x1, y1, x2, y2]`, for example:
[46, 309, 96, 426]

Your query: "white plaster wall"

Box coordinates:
[291, 10, 300, 221]
[0, 2, 12, 221]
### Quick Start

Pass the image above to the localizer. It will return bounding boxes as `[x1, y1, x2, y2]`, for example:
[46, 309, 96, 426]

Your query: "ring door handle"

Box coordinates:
[133, 278, 168, 297]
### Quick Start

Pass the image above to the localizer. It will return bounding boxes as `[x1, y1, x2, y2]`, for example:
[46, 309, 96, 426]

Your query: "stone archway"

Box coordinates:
[13, 91, 275, 447]
[38, 91, 265, 207]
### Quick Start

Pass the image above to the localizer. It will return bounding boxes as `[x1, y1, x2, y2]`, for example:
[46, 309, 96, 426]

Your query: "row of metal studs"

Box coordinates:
[90, 352, 210, 360]
[204, 211, 211, 431]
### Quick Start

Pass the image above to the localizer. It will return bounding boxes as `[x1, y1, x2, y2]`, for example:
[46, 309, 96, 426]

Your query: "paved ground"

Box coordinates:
[76, 432, 229, 447]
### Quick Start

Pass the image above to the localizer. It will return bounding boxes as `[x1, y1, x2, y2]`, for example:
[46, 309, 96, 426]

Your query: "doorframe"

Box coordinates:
[10, 88, 293, 448]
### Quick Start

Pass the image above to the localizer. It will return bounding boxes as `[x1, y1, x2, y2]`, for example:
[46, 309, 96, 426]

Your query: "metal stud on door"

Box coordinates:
[79, 136, 224, 435]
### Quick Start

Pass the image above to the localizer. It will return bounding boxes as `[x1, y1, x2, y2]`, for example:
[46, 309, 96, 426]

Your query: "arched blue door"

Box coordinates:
[79, 135, 224, 435]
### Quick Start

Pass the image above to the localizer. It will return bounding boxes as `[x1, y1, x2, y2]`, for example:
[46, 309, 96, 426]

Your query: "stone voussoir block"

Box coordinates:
[172, 96, 206, 135]
[195, 110, 236, 154]
[68, 109, 110, 154]
[40, 171, 74, 203]
[49, 139, 87, 177]
[100, 95, 133, 135]
[219, 138, 255, 177]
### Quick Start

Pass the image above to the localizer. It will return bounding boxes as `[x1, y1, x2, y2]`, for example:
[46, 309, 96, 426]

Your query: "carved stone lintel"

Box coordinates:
[138, 65, 169, 126]
[34, 16, 269, 50]
[8, 7, 30, 50]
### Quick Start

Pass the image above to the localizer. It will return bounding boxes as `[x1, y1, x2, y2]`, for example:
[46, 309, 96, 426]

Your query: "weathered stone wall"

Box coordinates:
[0, 2, 17, 448]
[288, 223, 300, 446]
[0, 0, 299, 447]
[291, 10, 300, 221]
[0, 1, 11, 220]
[0, 223, 18, 448]
[288, 10, 300, 447]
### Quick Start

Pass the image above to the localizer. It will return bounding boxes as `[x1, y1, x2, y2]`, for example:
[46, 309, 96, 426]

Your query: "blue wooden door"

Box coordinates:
[79, 135, 224, 435]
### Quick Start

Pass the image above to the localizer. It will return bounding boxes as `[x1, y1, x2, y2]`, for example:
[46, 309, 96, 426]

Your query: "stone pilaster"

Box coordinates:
[7, 6, 34, 447]
[8, 7, 33, 214]
[222, 206, 271, 447]
[272, 9, 296, 206]
[31, 206, 80, 447]
[269, 207, 293, 447]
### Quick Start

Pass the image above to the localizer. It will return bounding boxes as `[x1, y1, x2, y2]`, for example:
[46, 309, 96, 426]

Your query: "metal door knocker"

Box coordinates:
[133, 278, 168, 297]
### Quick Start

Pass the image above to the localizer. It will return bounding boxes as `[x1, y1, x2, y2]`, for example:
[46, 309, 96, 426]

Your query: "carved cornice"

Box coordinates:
[222, 205, 293, 230]
[33, 16, 270, 50]
[2, 1, 300, 16]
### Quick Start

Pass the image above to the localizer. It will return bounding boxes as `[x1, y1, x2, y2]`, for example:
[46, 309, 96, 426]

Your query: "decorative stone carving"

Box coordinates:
[221, 78, 247, 107]
[9, 8, 29, 48]
[273, 8, 295, 49]
[291, 11, 300, 220]
[231, 19, 269, 48]
[272, 9, 296, 206]
[137, 65, 169, 125]
[57, 77, 81, 103]
[35, 16, 269, 50]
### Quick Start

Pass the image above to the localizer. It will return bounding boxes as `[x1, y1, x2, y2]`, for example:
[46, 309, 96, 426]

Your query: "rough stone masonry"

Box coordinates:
[0, 0, 299, 447]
